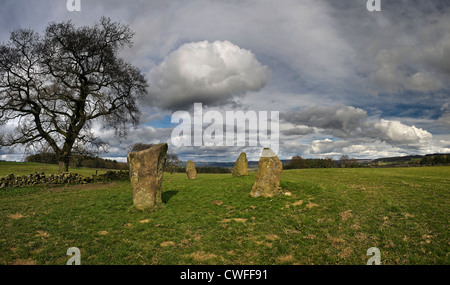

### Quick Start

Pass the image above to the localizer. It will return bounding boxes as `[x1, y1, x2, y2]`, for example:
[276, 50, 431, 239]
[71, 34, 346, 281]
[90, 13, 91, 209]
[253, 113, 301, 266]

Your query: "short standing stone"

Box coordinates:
[232, 152, 249, 177]
[127, 143, 168, 211]
[250, 148, 283, 198]
[186, 160, 197, 179]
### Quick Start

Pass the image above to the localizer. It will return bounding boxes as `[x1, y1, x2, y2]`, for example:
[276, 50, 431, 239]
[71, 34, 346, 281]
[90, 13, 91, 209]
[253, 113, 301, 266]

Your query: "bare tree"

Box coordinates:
[340, 154, 358, 168]
[165, 152, 182, 174]
[0, 17, 147, 173]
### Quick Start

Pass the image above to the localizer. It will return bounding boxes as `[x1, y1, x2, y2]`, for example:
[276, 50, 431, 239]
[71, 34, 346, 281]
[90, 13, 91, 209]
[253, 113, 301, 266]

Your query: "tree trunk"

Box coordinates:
[58, 156, 70, 173]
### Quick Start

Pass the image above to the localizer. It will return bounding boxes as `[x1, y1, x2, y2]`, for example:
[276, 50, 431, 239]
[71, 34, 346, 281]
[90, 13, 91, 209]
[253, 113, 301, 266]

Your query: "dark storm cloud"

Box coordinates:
[282, 126, 315, 137]
[281, 105, 368, 138]
[329, 0, 450, 94]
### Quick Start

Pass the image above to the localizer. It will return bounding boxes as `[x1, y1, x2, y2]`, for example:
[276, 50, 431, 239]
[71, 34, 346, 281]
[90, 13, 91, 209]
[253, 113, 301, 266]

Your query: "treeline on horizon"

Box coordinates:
[284, 153, 450, 169]
[23, 152, 231, 174]
[165, 166, 232, 174]
[22, 152, 450, 172]
[283, 155, 358, 169]
[24, 153, 129, 170]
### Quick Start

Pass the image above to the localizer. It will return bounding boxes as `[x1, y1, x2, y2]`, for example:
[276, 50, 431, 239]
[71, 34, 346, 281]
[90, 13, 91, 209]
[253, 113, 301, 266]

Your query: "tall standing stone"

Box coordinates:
[127, 143, 168, 211]
[186, 160, 197, 179]
[250, 148, 283, 198]
[232, 152, 249, 177]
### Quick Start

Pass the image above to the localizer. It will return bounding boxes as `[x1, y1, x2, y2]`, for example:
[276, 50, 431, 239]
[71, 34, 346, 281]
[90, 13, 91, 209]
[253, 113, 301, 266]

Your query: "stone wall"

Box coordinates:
[0, 170, 129, 189]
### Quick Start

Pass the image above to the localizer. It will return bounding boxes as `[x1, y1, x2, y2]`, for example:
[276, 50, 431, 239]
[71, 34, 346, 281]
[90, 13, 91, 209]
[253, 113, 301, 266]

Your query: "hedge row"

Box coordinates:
[0, 170, 129, 189]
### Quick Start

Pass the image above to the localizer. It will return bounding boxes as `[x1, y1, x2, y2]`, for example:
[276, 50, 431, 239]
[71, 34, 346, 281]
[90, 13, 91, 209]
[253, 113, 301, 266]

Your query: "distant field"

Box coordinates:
[0, 163, 448, 265]
[0, 161, 115, 177]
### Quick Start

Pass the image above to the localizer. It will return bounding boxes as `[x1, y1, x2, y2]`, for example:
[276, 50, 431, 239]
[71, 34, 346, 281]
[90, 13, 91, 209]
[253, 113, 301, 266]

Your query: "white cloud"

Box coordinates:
[146, 40, 269, 110]
[372, 119, 433, 145]
[282, 105, 434, 152]
[309, 138, 350, 155]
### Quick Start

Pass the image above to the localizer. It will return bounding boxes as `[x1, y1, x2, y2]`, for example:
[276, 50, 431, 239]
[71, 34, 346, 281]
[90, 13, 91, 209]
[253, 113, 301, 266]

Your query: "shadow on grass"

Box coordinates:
[162, 190, 179, 203]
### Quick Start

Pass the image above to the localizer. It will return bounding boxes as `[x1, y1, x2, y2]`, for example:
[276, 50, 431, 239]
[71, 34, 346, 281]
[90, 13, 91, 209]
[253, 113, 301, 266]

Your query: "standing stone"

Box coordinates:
[232, 152, 249, 177]
[250, 148, 283, 198]
[127, 143, 168, 211]
[186, 160, 197, 179]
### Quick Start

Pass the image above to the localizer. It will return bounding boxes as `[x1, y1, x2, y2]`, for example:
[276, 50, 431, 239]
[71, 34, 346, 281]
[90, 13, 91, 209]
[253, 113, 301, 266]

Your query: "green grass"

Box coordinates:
[0, 163, 448, 265]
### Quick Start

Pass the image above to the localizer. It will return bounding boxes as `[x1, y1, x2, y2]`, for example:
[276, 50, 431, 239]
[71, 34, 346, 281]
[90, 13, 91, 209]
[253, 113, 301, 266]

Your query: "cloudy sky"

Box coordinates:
[1, 0, 449, 162]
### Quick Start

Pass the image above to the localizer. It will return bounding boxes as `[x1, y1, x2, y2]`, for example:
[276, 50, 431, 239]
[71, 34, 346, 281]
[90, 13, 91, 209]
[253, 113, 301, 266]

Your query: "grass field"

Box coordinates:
[0, 163, 448, 265]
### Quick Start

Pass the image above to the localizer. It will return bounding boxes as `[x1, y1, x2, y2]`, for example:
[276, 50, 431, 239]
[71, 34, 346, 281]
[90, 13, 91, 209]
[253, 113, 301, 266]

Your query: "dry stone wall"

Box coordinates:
[0, 170, 129, 189]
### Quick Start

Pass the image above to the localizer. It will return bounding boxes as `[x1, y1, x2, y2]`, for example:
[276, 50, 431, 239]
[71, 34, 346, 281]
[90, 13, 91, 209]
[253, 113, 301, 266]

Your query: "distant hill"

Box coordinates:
[187, 160, 291, 169]
[372, 155, 423, 163]
[372, 153, 449, 164]
[188, 153, 450, 169]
